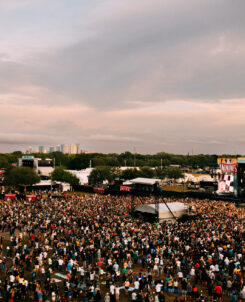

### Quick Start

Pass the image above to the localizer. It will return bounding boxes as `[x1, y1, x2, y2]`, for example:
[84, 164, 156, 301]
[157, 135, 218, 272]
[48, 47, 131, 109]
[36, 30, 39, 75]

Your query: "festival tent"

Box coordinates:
[4, 194, 16, 200]
[68, 168, 93, 185]
[130, 178, 161, 185]
[134, 202, 189, 222]
[26, 194, 37, 201]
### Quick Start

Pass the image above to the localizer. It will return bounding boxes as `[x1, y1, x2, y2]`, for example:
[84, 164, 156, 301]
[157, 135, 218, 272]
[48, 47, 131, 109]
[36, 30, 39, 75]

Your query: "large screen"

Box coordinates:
[22, 159, 34, 168]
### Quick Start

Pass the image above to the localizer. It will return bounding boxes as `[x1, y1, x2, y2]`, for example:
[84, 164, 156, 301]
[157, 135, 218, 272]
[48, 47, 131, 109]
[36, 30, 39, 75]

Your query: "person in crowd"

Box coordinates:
[0, 194, 244, 301]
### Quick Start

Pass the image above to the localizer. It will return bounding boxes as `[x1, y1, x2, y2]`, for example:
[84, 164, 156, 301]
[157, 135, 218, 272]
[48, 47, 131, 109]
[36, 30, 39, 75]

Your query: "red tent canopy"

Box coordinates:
[93, 188, 105, 194]
[26, 194, 37, 201]
[4, 194, 16, 200]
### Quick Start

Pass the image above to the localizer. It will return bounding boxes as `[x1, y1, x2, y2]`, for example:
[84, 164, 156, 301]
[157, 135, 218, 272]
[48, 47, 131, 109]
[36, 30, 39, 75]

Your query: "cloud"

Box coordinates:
[0, 0, 245, 154]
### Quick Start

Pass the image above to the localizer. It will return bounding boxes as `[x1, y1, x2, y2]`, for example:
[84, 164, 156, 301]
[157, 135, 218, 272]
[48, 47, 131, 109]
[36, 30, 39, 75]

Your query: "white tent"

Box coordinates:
[38, 167, 54, 177]
[135, 202, 189, 222]
[68, 168, 93, 185]
[177, 173, 214, 184]
[130, 177, 161, 185]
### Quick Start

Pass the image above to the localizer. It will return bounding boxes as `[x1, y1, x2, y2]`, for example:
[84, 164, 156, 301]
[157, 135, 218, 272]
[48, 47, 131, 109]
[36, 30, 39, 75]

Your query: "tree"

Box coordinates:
[165, 167, 184, 181]
[51, 167, 79, 186]
[109, 167, 121, 182]
[0, 156, 10, 169]
[155, 167, 166, 179]
[68, 154, 90, 170]
[138, 166, 155, 178]
[4, 167, 40, 191]
[121, 168, 139, 180]
[88, 168, 105, 186]
[92, 157, 106, 167]
[88, 166, 119, 186]
[51, 152, 70, 168]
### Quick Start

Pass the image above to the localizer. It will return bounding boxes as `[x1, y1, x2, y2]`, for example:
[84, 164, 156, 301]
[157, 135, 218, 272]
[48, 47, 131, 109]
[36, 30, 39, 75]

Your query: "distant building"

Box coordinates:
[70, 144, 77, 154]
[26, 146, 32, 154]
[61, 144, 81, 154]
[49, 147, 55, 153]
[76, 144, 81, 154]
[39, 146, 47, 153]
[55, 145, 61, 152]
[61, 144, 70, 154]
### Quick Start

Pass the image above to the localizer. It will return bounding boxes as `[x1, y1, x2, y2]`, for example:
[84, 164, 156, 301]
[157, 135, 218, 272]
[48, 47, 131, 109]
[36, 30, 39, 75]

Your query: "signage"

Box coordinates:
[219, 163, 237, 173]
[218, 157, 237, 173]
[22, 156, 34, 160]
[120, 186, 131, 192]
[26, 195, 37, 201]
[4, 194, 16, 200]
[93, 188, 105, 194]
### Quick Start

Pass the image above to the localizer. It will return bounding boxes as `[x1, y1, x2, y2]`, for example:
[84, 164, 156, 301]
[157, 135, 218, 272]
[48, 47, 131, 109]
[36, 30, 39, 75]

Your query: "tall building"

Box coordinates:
[49, 147, 55, 153]
[60, 143, 81, 154]
[39, 146, 47, 153]
[61, 144, 70, 154]
[70, 144, 78, 154]
[76, 144, 81, 154]
[55, 145, 61, 152]
[26, 146, 32, 154]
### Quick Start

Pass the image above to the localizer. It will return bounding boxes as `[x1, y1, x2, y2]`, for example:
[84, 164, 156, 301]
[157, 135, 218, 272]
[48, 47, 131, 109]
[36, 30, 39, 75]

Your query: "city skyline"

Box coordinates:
[0, 0, 245, 154]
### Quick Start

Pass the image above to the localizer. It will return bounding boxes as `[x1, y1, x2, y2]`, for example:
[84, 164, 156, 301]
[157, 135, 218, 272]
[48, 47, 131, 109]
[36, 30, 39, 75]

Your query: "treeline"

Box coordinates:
[88, 166, 184, 185]
[0, 151, 219, 170]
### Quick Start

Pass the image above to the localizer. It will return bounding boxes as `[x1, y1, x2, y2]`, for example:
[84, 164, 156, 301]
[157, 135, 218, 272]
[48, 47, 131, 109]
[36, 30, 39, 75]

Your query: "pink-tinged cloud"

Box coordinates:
[0, 0, 245, 153]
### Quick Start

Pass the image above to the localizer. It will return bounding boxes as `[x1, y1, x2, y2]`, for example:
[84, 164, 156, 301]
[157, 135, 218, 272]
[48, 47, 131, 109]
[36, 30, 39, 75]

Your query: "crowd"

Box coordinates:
[0, 194, 244, 301]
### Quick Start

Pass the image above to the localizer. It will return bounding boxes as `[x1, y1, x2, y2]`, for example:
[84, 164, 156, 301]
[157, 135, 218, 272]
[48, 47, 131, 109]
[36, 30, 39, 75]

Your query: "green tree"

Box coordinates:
[155, 167, 166, 179]
[88, 166, 119, 186]
[51, 152, 70, 168]
[4, 167, 40, 191]
[92, 157, 106, 167]
[51, 167, 79, 186]
[165, 167, 184, 181]
[138, 166, 155, 178]
[121, 168, 139, 180]
[68, 154, 90, 170]
[109, 167, 121, 182]
[0, 156, 10, 169]
[88, 168, 105, 186]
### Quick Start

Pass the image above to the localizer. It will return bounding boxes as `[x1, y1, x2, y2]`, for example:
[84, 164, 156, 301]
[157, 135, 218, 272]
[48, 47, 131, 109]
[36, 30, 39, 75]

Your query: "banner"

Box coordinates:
[93, 188, 105, 194]
[219, 163, 237, 173]
[218, 157, 237, 173]
[26, 194, 37, 201]
[120, 186, 131, 192]
[4, 194, 16, 200]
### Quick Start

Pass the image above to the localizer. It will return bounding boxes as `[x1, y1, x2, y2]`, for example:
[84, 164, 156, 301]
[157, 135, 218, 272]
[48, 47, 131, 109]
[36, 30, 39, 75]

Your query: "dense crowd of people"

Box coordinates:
[0, 194, 244, 301]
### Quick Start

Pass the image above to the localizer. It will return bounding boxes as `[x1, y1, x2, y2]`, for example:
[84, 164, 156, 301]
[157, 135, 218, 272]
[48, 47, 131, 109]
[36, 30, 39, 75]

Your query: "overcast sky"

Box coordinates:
[0, 0, 245, 154]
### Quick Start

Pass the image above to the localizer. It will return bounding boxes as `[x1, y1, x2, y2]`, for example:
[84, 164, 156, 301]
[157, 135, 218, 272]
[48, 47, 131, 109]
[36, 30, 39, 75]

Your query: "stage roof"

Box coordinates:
[130, 177, 161, 185]
[135, 202, 188, 214]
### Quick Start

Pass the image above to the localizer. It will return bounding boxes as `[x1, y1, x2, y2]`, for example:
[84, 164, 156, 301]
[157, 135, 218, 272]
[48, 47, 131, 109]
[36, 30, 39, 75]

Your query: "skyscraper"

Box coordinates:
[70, 144, 77, 154]
[61, 144, 70, 154]
[76, 144, 81, 154]
[39, 146, 47, 153]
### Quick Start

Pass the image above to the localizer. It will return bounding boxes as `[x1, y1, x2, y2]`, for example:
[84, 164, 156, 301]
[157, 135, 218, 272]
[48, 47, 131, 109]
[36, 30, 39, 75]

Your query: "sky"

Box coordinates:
[0, 0, 245, 154]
